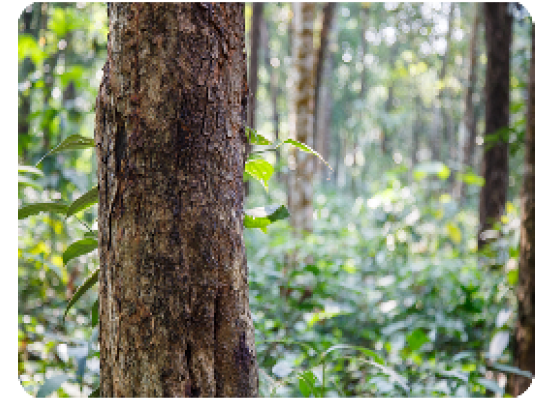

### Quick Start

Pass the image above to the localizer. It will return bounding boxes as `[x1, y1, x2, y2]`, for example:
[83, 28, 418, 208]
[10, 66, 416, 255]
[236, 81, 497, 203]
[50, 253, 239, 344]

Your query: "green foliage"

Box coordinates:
[245, 205, 290, 232]
[66, 186, 98, 218]
[18, 202, 69, 220]
[64, 268, 99, 319]
[37, 135, 95, 165]
[62, 239, 98, 266]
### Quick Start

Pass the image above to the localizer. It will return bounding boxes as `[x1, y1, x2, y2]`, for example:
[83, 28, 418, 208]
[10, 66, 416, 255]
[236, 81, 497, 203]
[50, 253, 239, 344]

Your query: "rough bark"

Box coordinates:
[430, 4, 454, 161]
[509, 23, 535, 396]
[456, 5, 481, 200]
[95, 4, 257, 396]
[478, 3, 512, 250]
[248, 2, 262, 131]
[288, 2, 315, 233]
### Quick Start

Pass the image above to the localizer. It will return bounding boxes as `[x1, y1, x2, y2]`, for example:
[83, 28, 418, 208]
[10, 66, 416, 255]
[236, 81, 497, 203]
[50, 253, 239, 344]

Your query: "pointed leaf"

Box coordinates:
[84, 230, 98, 239]
[18, 165, 44, 176]
[247, 127, 272, 145]
[18, 202, 68, 220]
[281, 139, 332, 170]
[89, 387, 100, 397]
[244, 204, 289, 229]
[63, 239, 98, 266]
[245, 158, 274, 191]
[64, 268, 99, 319]
[66, 186, 99, 218]
[91, 299, 99, 327]
[37, 135, 95, 165]
[36, 374, 70, 397]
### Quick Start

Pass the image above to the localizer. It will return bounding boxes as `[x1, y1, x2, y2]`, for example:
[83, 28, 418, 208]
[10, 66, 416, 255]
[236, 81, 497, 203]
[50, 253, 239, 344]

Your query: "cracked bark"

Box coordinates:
[95, 4, 257, 396]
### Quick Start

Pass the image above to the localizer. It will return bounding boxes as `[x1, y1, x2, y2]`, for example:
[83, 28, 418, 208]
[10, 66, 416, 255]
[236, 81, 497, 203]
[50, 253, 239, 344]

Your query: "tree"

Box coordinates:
[508, 22, 535, 396]
[288, 2, 315, 233]
[94, 4, 257, 396]
[455, 4, 481, 201]
[430, 3, 454, 161]
[478, 3, 512, 250]
[313, 2, 336, 178]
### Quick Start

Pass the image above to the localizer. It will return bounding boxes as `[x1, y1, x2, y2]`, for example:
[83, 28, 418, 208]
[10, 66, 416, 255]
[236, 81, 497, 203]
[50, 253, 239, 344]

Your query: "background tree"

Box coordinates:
[478, 3, 512, 250]
[509, 22, 535, 397]
[95, 4, 257, 396]
[288, 2, 316, 233]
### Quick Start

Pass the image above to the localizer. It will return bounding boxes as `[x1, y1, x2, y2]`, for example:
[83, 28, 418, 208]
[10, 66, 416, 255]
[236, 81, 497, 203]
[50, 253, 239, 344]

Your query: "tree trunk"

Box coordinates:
[313, 2, 335, 175]
[430, 4, 454, 161]
[412, 95, 422, 167]
[478, 3, 512, 250]
[288, 2, 315, 232]
[509, 23, 535, 396]
[456, 5, 481, 201]
[95, 4, 257, 396]
[248, 3, 262, 131]
[382, 85, 394, 155]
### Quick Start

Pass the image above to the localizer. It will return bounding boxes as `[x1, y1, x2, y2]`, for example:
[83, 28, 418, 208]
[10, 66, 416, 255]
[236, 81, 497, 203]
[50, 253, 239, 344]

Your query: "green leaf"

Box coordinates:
[18, 165, 44, 177]
[413, 161, 450, 180]
[64, 268, 99, 319]
[18, 34, 47, 64]
[244, 204, 290, 230]
[36, 374, 70, 398]
[246, 127, 272, 145]
[407, 328, 430, 351]
[456, 172, 485, 187]
[37, 135, 95, 165]
[280, 139, 332, 170]
[244, 158, 274, 191]
[507, 269, 518, 286]
[89, 387, 100, 397]
[84, 230, 98, 239]
[66, 186, 99, 218]
[298, 370, 318, 397]
[63, 239, 98, 266]
[91, 299, 99, 327]
[18, 202, 68, 220]
[490, 363, 533, 379]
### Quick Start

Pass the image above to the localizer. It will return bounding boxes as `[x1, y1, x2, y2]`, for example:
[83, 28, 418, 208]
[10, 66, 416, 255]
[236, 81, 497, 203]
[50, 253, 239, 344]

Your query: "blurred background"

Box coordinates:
[18, 3, 534, 397]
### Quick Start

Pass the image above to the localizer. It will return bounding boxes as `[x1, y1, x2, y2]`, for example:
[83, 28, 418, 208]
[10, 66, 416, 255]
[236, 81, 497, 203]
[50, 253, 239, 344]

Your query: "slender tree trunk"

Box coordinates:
[509, 23, 535, 396]
[430, 4, 454, 161]
[261, 14, 282, 182]
[313, 2, 335, 176]
[456, 5, 481, 200]
[288, 2, 315, 233]
[95, 4, 257, 396]
[478, 3, 512, 250]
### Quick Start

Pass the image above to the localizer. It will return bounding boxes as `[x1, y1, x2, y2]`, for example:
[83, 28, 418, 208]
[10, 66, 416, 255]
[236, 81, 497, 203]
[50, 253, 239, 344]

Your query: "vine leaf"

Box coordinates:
[37, 134, 95, 165]
[18, 202, 68, 220]
[63, 238, 98, 266]
[64, 268, 99, 319]
[66, 186, 99, 218]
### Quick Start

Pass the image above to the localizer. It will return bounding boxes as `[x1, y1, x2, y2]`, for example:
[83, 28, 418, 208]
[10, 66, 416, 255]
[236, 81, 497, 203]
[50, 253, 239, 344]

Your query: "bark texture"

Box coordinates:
[509, 23, 535, 397]
[94, 4, 257, 396]
[288, 2, 315, 232]
[478, 3, 512, 249]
